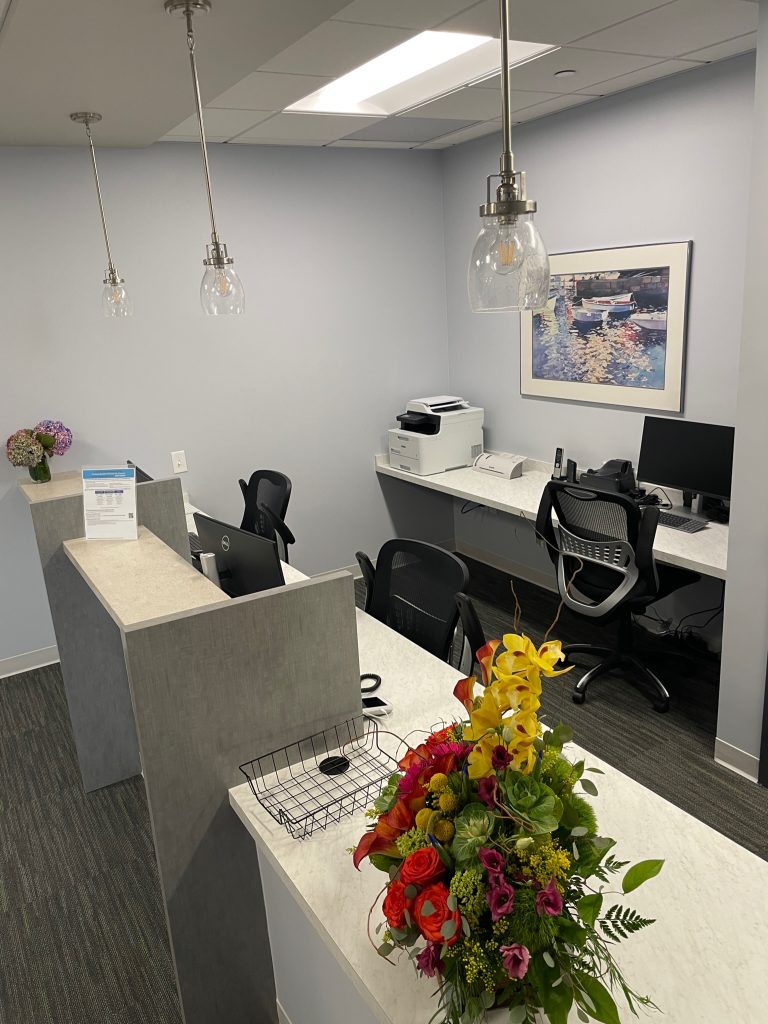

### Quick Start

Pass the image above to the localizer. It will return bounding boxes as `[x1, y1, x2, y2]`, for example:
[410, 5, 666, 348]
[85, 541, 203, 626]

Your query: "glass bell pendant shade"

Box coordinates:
[102, 280, 133, 318]
[468, 212, 550, 312]
[200, 264, 245, 316]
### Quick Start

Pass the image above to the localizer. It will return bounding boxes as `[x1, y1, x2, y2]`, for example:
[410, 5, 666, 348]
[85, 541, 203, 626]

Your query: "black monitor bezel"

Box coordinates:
[637, 416, 735, 501]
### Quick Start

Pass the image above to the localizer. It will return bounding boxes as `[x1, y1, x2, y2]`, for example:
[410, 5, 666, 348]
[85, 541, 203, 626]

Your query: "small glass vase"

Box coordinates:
[28, 456, 51, 484]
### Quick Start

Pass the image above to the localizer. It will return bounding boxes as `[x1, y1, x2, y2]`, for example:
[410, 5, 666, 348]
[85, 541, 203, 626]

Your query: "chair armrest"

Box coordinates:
[355, 550, 375, 614]
[257, 502, 295, 548]
[636, 505, 659, 574]
[238, 478, 247, 502]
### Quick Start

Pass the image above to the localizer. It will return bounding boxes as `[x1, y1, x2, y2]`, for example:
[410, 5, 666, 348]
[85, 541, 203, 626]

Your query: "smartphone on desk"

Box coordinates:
[362, 695, 392, 717]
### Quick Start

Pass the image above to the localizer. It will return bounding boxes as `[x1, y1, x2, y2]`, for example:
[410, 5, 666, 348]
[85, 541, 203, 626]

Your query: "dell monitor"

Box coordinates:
[193, 513, 285, 598]
[637, 417, 735, 501]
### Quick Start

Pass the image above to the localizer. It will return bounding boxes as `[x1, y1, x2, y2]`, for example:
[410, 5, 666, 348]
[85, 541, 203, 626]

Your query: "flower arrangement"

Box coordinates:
[353, 633, 663, 1024]
[6, 420, 73, 483]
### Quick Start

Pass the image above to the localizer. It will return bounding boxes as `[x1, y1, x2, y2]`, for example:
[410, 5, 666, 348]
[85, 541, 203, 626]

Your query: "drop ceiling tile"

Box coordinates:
[208, 72, 332, 111]
[585, 58, 701, 95]
[405, 87, 501, 120]
[342, 116, 479, 143]
[417, 120, 502, 149]
[229, 112, 383, 144]
[259, 21, 413, 77]
[160, 135, 232, 144]
[473, 47, 663, 94]
[514, 93, 601, 122]
[328, 139, 417, 148]
[227, 138, 328, 147]
[165, 109, 274, 138]
[572, 0, 758, 58]
[682, 31, 757, 61]
[437, 0, 678, 45]
[331, 0, 475, 31]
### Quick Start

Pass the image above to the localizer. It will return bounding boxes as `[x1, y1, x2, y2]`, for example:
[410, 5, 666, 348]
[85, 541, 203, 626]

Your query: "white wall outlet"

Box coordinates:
[171, 450, 188, 474]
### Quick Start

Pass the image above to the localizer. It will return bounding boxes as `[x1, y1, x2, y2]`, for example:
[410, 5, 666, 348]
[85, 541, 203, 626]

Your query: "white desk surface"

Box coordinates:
[17, 470, 83, 504]
[231, 610, 767, 1024]
[375, 454, 728, 580]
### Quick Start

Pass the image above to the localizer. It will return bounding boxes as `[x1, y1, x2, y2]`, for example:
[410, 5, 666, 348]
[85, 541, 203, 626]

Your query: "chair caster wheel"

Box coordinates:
[653, 700, 669, 714]
[572, 692, 586, 705]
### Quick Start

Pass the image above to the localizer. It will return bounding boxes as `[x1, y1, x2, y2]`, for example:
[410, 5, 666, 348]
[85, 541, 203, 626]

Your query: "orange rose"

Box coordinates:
[382, 880, 411, 929]
[400, 847, 445, 888]
[413, 883, 461, 946]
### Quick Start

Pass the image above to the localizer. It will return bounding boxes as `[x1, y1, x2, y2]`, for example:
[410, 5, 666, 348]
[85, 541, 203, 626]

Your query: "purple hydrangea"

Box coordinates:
[34, 420, 73, 456]
[6, 430, 44, 468]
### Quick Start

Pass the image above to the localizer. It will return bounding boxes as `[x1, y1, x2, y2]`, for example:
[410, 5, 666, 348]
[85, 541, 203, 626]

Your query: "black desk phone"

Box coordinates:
[579, 459, 637, 494]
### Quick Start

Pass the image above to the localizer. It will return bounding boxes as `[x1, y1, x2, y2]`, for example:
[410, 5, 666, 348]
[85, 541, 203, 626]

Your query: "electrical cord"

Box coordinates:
[360, 673, 381, 694]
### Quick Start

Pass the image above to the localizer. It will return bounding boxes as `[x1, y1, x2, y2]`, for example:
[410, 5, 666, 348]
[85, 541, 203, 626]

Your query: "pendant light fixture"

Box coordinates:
[165, 0, 244, 315]
[467, 0, 549, 312]
[70, 112, 133, 318]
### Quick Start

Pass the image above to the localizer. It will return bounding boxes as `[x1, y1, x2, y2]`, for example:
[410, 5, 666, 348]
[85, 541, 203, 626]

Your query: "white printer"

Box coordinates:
[388, 396, 484, 476]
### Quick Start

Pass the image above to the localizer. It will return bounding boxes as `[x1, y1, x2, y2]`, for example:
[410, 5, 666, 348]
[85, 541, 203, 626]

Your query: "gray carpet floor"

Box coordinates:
[0, 563, 766, 1022]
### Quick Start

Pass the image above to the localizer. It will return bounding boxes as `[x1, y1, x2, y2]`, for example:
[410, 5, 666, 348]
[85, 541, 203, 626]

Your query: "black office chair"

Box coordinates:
[355, 540, 469, 662]
[455, 592, 487, 676]
[536, 480, 700, 713]
[239, 470, 295, 563]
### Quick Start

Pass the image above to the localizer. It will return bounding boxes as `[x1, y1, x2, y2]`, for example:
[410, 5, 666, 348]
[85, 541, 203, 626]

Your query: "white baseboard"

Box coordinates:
[455, 541, 556, 593]
[714, 737, 759, 783]
[0, 645, 59, 681]
[276, 997, 292, 1024]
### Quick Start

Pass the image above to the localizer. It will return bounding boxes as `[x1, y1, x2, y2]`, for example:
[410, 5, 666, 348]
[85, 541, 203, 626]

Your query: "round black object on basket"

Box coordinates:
[319, 755, 350, 776]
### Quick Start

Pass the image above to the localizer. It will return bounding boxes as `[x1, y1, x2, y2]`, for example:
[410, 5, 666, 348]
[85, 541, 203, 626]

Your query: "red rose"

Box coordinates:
[413, 883, 461, 946]
[382, 880, 411, 929]
[400, 847, 445, 888]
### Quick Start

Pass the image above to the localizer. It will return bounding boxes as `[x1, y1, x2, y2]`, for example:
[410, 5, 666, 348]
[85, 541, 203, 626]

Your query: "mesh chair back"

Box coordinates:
[368, 540, 469, 661]
[538, 482, 658, 619]
[455, 593, 486, 673]
[239, 470, 292, 541]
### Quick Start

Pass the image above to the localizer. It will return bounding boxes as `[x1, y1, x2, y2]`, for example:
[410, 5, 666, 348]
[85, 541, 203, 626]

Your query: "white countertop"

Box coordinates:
[375, 454, 728, 580]
[17, 470, 83, 503]
[64, 526, 229, 629]
[230, 609, 767, 1024]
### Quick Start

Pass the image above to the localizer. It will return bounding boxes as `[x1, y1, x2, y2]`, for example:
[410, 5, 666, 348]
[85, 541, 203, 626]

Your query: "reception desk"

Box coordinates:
[231, 610, 768, 1024]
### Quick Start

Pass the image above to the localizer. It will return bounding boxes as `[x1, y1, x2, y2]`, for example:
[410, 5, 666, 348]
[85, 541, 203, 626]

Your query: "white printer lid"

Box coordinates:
[407, 396, 470, 414]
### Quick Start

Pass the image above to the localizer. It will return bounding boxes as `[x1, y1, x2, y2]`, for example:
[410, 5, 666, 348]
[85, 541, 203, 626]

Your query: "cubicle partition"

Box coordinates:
[22, 472, 364, 1024]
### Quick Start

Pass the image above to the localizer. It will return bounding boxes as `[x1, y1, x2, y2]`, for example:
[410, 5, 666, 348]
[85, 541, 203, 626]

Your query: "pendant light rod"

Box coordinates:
[71, 112, 117, 281]
[499, 0, 513, 176]
[182, 2, 219, 244]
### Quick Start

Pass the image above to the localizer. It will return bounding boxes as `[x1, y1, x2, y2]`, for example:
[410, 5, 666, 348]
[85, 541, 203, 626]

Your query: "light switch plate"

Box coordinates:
[171, 450, 188, 474]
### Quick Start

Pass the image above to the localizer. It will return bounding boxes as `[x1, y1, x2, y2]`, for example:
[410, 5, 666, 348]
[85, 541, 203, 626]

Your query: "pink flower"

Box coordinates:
[476, 776, 498, 808]
[491, 744, 513, 770]
[487, 877, 516, 922]
[415, 941, 444, 978]
[478, 846, 505, 877]
[535, 877, 564, 917]
[500, 943, 530, 980]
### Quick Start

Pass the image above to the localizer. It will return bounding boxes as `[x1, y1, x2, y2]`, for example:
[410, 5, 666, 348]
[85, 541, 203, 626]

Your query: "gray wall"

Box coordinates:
[0, 142, 450, 665]
[442, 56, 753, 627]
[442, 55, 753, 466]
[719, 1, 768, 771]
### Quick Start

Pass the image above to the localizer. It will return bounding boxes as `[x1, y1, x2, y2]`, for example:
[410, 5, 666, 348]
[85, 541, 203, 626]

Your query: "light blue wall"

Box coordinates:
[0, 142, 451, 666]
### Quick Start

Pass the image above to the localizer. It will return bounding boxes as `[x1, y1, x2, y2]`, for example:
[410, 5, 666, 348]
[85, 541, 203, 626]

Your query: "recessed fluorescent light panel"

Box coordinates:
[287, 31, 554, 117]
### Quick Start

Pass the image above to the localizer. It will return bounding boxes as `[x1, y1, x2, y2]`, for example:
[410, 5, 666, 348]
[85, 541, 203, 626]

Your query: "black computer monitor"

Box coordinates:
[127, 460, 153, 484]
[193, 513, 285, 598]
[637, 417, 735, 500]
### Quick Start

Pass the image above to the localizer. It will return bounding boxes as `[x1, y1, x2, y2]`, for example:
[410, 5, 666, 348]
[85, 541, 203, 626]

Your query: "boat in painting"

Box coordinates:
[630, 312, 667, 332]
[572, 308, 606, 326]
[581, 297, 637, 314]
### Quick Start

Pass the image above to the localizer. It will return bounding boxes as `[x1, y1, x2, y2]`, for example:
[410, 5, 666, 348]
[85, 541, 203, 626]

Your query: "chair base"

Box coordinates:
[564, 644, 670, 713]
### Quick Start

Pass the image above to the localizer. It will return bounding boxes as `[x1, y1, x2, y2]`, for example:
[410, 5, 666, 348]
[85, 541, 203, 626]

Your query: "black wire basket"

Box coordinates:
[239, 717, 399, 840]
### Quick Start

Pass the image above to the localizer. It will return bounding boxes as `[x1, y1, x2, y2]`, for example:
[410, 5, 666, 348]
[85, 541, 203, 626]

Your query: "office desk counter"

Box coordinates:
[375, 454, 728, 580]
[230, 610, 766, 1024]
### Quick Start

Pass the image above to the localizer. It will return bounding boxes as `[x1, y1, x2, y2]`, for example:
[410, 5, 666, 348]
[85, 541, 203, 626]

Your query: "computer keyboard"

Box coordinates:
[657, 511, 707, 533]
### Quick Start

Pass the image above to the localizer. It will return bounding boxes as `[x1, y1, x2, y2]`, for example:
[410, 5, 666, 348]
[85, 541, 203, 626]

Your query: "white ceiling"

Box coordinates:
[0, 0, 759, 149]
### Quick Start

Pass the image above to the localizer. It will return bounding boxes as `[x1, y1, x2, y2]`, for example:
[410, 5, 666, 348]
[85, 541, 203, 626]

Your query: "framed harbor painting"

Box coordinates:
[520, 241, 692, 411]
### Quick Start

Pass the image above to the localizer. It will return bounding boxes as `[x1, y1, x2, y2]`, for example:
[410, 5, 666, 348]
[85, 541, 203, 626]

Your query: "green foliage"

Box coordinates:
[572, 972, 621, 1024]
[369, 853, 400, 873]
[622, 859, 665, 894]
[499, 772, 563, 834]
[373, 773, 400, 815]
[395, 828, 430, 858]
[575, 893, 603, 929]
[529, 955, 573, 1024]
[451, 804, 494, 864]
[600, 905, 656, 941]
[503, 886, 557, 953]
[449, 869, 487, 929]
[592, 855, 629, 884]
